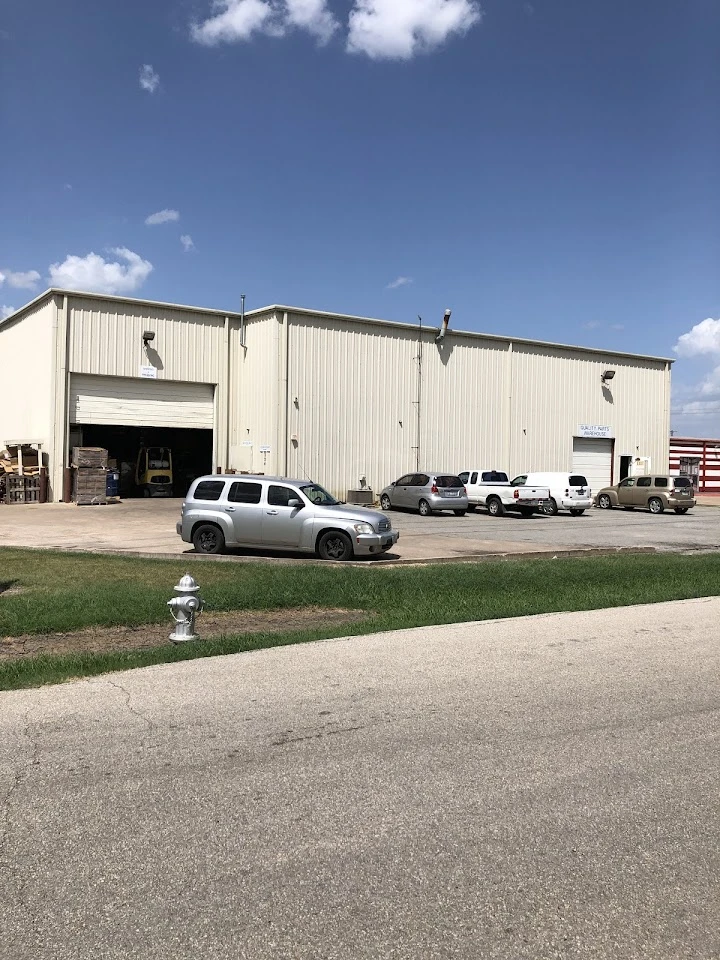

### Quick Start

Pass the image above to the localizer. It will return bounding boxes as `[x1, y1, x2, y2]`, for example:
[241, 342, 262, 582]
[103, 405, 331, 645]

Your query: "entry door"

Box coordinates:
[225, 480, 263, 543]
[262, 484, 304, 546]
[572, 438, 613, 494]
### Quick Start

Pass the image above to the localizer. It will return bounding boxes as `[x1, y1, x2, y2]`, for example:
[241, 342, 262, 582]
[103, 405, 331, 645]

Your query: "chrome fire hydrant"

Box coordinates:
[168, 573, 204, 643]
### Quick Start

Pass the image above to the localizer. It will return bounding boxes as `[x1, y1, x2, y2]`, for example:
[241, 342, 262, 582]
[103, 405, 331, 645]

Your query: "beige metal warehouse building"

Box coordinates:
[0, 288, 672, 501]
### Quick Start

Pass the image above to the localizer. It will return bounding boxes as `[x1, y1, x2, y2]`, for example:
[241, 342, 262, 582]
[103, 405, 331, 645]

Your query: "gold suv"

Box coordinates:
[595, 475, 695, 514]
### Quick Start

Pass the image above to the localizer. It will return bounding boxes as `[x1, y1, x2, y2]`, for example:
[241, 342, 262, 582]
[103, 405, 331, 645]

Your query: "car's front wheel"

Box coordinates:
[674, 507, 689, 514]
[597, 494, 612, 509]
[487, 497, 504, 517]
[380, 494, 392, 510]
[318, 530, 353, 561]
[543, 498, 559, 516]
[648, 497, 664, 514]
[569, 509, 585, 517]
[418, 499, 432, 517]
[192, 523, 225, 554]
[453, 509, 467, 517]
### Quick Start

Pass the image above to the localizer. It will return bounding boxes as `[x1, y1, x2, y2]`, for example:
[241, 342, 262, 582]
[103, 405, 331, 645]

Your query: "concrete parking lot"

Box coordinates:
[1, 497, 719, 562]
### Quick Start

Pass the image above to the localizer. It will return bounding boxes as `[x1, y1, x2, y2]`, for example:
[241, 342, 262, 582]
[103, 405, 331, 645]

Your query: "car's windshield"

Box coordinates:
[300, 483, 339, 505]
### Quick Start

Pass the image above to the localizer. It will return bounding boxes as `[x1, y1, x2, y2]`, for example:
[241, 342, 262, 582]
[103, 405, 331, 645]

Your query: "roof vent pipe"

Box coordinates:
[436, 308, 451, 342]
[240, 294, 246, 348]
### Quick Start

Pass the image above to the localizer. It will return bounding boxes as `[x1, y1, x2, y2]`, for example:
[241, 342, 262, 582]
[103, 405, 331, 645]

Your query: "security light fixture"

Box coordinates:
[601, 369, 615, 383]
[143, 330, 156, 345]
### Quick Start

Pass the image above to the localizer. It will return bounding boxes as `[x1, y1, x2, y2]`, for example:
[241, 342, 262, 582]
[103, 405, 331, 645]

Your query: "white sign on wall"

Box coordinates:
[139, 365, 158, 379]
[578, 424, 613, 439]
[259, 445, 271, 453]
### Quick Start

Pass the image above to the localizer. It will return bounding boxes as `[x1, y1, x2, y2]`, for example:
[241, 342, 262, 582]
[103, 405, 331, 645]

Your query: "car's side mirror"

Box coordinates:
[288, 498, 302, 508]
[391, 481, 396, 486]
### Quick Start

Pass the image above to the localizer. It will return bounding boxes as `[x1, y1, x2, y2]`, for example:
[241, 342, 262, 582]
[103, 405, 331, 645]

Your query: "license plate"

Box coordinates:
[446, 491, 458, 497]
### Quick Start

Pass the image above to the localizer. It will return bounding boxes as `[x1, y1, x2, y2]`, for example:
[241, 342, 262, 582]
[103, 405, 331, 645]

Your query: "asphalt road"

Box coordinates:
[2, 598, 719, 959]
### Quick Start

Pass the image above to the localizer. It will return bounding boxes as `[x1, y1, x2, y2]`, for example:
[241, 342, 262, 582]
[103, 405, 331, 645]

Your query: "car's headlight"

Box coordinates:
[353, 522, 375, 535]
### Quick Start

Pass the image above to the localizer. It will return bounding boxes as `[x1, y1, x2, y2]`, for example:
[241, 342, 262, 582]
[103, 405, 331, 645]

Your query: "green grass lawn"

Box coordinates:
[1, 547, 719, 691]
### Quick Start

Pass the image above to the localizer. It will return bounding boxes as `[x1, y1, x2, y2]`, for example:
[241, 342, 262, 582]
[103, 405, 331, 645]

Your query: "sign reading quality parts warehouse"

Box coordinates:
[578, 424, 613, 439]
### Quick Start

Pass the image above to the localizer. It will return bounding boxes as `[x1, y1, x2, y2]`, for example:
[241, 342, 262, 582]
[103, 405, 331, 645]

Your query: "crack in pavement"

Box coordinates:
[100, 677, 154, 730]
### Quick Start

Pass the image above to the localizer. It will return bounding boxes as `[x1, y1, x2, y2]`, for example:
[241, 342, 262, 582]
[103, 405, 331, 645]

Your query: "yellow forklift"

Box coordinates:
[135, 446, 173, 497]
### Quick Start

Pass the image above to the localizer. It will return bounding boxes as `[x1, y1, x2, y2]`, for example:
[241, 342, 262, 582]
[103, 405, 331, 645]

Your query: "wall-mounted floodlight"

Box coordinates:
[143, 330, 156, 345]
[436, 308, 452, 342]
[601, 369, 615, 383]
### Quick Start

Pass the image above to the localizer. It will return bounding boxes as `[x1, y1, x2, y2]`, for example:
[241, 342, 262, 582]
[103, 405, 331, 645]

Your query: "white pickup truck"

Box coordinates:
[457, 469, 551, 517]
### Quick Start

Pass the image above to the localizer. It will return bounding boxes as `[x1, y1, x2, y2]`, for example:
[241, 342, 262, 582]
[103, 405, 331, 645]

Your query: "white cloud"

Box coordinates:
[47, 248, 153, 295]
[139, 64, 160, 93]
[285, 0, 338, 41]
[145, 208, 180, 226]
[347, 0, 481, 60]
[386, 275, 413, 289]
[191, 0, 337, 45]
[674, 318, 720, 358]
[0, 269, 41, 290]
[180, 234, 195, 252]
[1, 305, 15, 320]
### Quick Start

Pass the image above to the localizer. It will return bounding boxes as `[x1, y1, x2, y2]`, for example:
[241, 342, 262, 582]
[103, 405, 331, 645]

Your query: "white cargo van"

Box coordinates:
[511, 472, 593, 516]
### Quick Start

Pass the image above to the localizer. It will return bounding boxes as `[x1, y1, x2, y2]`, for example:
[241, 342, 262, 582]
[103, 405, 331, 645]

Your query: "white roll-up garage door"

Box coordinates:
[70, 375, 215, 429]
[572, 437, 613, 494]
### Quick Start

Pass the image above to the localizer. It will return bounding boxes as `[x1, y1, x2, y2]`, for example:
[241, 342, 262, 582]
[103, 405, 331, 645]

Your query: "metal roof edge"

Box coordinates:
[257, 304, 675, 365]
[2, 293, 675, 365]
[0, 288, 56, 330]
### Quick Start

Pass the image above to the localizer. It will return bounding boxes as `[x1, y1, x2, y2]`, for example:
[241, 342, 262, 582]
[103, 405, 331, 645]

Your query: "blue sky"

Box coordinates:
[1, 0, 718, 435]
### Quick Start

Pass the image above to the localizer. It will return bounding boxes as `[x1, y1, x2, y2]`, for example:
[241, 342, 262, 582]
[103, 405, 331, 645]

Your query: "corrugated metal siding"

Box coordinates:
[285, 316, 510, 496]
[70, 374, 215, 428]
[282, 313, 670, 497]
[670, 438, 720, 491]
[227, 311, 279, 474]
[511, 345, 668, 479]
[67, 296, 225, 385]
[0, 297, 55, 444]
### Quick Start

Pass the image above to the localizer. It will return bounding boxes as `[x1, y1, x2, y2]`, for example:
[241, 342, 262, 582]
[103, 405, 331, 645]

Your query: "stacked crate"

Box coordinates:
[72, 447, 108, 505]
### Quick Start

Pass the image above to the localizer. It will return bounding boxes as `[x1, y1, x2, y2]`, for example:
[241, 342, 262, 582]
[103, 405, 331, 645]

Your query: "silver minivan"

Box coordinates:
[177, 474, 399, 560]
[380, 472, 468, 516]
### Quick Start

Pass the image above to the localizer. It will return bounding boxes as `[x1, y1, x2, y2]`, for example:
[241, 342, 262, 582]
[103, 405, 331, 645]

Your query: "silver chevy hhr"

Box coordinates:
[380, 472, 468, 516]
[177, 474, 399, 560]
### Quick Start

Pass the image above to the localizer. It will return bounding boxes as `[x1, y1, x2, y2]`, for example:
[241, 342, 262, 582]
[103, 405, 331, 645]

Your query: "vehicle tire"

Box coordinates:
[597, 494, 613, 510]
[418, 499, 432, 517]
[143, 487, 151, 498]
[569, 508, 585, 517]
[380, 494, 392, 511]
[453, 509, 467, 517]
[487, 497, 504, 517]
[674, 507, 689, 514]
[467, 504, 477, 513]
[192, 523, 225, 555]
[317, 530, 353, 561]
[543, 498, 559, 516]
[648, 497, 664, 514]
[519, 507, 534, 517]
